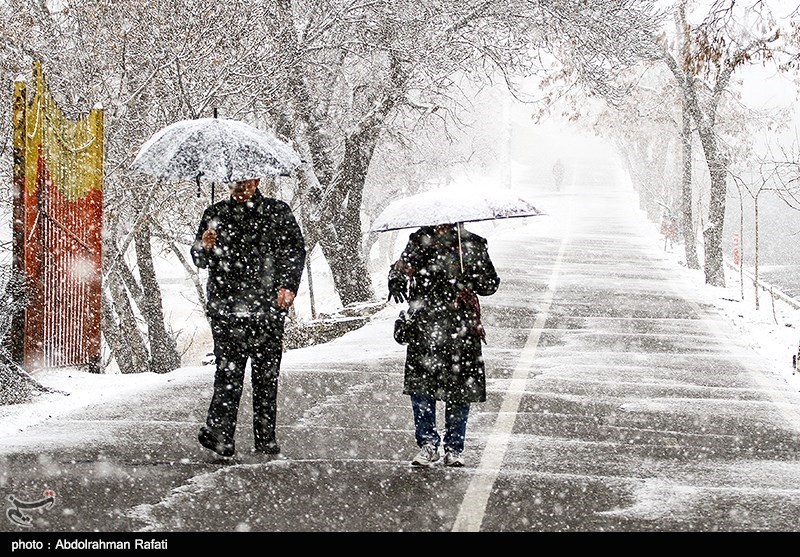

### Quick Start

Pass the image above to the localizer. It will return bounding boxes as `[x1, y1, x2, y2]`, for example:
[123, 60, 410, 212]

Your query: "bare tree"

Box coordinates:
[0, 0, 286, 373]
[659, 0, 789, 286]
[768, 135, 800, 211]
[743, 137, 800, 307]
[730, 162, 783, 309]
[267, 0, 665, 306]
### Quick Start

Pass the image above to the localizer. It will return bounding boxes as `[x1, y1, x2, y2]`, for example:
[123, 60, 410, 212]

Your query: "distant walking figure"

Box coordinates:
[388, 223, 500, 467]
[191, 178, 306, 458]
[660, 212, 679, 251]
[552, 158, 565, 191]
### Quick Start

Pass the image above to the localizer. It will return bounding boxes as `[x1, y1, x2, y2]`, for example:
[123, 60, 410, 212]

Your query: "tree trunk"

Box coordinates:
[105, 268, 149, 374]
[133, 217, 181, 373]
[297, 106, 400, 306]
[311, 129, 379, 306]
[699, 140, 727, 287]
[675, 5, 700, 270]
[0, 355, 53, 404]
[683, 62, 730, 288]
[319, 127, 385, 305]
[117, 258, 144, 306]
[273, 4, 399, 307]
[297, 116, 386, 306]
[101, 289, 137, 375]
[753, 195, 760, 309]
[681, 98, 700, 269]
[317, 225, 374, 306]
[738, 195, 744, 301]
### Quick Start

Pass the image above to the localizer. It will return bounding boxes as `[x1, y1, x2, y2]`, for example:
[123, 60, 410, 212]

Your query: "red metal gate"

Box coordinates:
[11, 61, 104, 372]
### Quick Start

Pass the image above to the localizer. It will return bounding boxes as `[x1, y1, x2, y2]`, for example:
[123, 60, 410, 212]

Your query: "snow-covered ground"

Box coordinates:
[656, 228, 800, 396]
[2, 178, 799, 444]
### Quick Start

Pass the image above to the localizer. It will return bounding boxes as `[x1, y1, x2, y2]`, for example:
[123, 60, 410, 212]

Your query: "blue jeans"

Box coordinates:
[410, 393, 470, 453]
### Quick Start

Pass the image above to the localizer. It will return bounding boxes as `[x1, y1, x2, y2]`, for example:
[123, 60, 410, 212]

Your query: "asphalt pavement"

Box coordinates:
[2, 157, 800, 538]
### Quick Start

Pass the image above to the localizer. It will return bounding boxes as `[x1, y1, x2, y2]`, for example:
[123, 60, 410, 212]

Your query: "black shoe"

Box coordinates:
[198, 426, 235, 457]
[253, 440, 280, 455]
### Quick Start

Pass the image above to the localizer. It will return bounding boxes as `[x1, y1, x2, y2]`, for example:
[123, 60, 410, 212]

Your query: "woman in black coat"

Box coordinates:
[388, 223, 500, 467]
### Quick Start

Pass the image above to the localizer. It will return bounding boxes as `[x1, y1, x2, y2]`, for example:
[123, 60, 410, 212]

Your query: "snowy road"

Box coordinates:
[2, 156, 800, 533]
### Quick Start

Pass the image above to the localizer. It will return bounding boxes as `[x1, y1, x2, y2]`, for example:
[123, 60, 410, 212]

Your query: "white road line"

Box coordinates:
[452, 235, 570, 532]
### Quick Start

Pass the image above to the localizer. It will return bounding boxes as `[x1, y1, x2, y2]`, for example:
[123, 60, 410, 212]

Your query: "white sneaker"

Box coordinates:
[444, 450, 464, 467]
[411, 443, 440, 467]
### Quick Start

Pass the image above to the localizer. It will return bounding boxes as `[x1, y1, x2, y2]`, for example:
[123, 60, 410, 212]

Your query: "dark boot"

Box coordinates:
[198, 426, 235, 457]
[253, 440, 280, 454]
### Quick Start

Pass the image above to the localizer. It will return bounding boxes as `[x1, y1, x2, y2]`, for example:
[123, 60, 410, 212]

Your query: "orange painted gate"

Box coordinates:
[11, 62, 104, 372]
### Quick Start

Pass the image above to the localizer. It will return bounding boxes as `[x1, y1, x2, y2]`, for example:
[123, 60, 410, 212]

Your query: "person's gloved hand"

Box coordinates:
[388, 273, 407, 303]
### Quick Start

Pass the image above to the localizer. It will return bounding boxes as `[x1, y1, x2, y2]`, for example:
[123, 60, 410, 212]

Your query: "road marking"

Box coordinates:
[452, 235, 569, 532]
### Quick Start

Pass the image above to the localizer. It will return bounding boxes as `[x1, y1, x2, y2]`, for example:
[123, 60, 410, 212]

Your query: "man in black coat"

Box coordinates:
[191, 178, 306, 457]
[388, 223, 500, 467]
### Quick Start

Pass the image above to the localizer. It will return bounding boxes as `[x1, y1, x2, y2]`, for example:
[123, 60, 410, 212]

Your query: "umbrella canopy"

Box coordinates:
[129, 117, 302, 183]
[370, 185, 545, 233]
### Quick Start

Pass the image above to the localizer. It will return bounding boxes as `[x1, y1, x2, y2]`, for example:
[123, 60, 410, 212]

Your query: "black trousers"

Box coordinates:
[206, 312, 285, 448]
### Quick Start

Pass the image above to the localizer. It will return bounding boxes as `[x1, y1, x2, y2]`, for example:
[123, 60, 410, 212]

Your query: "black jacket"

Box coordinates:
[191, 189, 306, 321]
[389, 226, 500, 403]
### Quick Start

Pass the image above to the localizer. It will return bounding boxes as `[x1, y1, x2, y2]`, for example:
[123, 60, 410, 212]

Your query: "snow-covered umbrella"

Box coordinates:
[370, 185, 544, 232]
[370, 185, 545, 271]
[129, 116, 302, 199]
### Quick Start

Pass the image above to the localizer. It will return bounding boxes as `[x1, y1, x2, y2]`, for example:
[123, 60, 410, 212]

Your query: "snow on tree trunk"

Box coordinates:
[697, 129, 728, 288]
[101, 240, 150, 374]
[681, 98, 700, 270]
[133, 218, 181, 373]
[0, 360, 54, 405]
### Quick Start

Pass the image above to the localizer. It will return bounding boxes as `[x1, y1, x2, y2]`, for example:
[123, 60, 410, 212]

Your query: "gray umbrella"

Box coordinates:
[129, 117, 302, 186]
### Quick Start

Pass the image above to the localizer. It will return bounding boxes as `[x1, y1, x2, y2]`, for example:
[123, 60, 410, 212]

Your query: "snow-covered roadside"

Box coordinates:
[639, 221, 800, 396]
[615, 167, 800, 396]
[0, 366, 210, 441]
